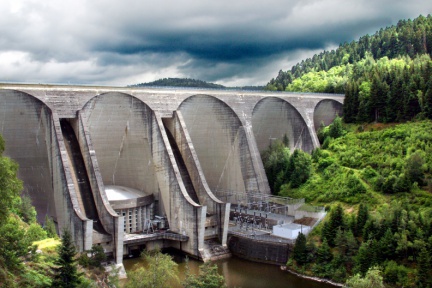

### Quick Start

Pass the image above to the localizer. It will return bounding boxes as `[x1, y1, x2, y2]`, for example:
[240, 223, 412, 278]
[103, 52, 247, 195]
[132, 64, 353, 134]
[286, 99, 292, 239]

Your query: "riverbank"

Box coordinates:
[123, 252, 335, 288]
[281, 266, 344, 287]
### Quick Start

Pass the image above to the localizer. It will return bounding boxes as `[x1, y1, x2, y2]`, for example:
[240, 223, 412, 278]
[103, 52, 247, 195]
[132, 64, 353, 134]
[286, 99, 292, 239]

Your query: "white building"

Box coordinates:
[272, 223, 310, 239]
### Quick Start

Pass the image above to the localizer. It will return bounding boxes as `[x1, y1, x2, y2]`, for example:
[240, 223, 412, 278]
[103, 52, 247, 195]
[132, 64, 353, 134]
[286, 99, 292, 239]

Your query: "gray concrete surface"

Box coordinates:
[0, 84, 343, 265]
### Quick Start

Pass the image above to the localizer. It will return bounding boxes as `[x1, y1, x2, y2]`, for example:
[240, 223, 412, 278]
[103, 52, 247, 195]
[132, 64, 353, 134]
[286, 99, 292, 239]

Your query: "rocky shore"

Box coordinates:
[280, 266, 344, 287]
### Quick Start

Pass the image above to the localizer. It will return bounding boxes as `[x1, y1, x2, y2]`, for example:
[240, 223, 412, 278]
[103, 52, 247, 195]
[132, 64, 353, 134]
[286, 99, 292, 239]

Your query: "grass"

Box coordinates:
[33, 238, 60, 254]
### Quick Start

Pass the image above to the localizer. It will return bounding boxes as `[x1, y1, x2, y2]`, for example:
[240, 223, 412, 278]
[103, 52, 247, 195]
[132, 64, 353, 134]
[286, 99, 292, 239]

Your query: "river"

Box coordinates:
[122, 250, 336, 288]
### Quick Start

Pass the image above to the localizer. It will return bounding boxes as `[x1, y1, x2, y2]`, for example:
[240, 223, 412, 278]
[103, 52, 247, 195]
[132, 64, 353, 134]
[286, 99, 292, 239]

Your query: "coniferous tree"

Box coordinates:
[327, 204, 345, 246]
[52, 229, 81, 288]
[355, 241, 373, 276]
[287, 150, 312, 188]
[378, 228, 395, 262]
[293, 232, 308, 265]
[328, 116, 344, 138]
[335, 228, 347, 256]
[417, 247, 431, 288]
[316, 238, 333, 264]
[356, 204, 369, 237]
[424, 82, 432, 118]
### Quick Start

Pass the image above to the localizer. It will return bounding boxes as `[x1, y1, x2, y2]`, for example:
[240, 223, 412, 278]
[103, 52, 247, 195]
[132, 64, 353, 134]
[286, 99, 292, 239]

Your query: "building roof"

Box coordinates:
[105, 185, 151, 201]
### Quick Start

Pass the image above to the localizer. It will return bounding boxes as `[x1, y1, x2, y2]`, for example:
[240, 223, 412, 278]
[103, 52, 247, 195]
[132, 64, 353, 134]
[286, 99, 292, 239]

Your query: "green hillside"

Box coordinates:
[267, 120, 432, 286]
[266, 14, 432, 92]
[266, 14, 432, 124]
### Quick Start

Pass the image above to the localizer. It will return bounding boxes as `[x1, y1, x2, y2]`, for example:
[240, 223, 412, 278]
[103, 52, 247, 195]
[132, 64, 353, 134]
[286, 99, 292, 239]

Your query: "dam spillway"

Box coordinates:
[0, 84, 343, 265]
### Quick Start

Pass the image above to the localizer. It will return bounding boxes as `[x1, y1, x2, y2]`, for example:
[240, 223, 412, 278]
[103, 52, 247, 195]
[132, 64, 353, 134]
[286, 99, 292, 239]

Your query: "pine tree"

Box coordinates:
[417, 247, 431, 288]
[335, 228, 347, 256]
[345, 230, 358, 257]
[52, 229, 81, 288]
[327, 204, 345, 246]
[355, 241, 372, 276]
[356, 204, 369, 237]
[424, 81, 432, 119]
[316, 239, 333, 264]
[293, 232, 308, 265]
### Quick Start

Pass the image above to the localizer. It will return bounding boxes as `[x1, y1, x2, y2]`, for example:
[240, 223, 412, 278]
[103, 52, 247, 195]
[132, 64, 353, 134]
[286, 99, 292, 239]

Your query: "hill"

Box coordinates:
[129, 77, 265, 91]
[266, 14, 432, 92]
[130, 77, 225, 89]
[265, 15, 432, 124]
[264, 120, 432, 286]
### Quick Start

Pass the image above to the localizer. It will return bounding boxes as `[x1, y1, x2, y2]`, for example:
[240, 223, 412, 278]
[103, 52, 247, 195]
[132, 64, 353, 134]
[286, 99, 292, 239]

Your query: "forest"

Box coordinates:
[266, 14, 432, 91]
[262, 14, 432, 287]
[266, 14, 432, 123]
[262, 120, 432, 287]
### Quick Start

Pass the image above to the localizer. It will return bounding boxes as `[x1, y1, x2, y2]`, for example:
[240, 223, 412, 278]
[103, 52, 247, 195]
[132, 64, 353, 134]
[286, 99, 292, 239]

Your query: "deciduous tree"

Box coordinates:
[126, 250, 179, 288]
[183, 261, 226, 288]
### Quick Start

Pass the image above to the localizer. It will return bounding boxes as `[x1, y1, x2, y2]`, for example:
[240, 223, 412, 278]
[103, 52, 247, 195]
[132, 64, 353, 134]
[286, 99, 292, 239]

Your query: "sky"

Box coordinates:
[0, 1, 431, 87]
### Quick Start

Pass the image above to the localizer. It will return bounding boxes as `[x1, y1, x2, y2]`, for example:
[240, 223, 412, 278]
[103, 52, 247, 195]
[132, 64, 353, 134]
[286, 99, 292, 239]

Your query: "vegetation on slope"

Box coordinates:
[130, 77, 226, 89]
[0, 134, 118, 287]
[263, 120, 432, 287]
[130, 77, 265, 90]
[266, 14, 432, 92]
[266, 15, 432, 125]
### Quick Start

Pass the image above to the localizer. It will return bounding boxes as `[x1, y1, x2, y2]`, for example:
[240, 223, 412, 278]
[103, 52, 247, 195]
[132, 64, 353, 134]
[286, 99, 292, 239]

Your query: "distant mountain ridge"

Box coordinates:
[129, 77, 264, 91]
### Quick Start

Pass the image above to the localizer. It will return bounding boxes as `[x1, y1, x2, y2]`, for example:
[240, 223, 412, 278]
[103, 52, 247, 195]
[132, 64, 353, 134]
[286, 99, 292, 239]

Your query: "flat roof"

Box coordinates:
[105, 185, 152, 201]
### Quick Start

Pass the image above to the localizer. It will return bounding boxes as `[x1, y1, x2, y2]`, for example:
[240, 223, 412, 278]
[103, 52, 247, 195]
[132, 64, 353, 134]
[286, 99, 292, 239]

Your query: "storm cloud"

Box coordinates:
[0, 0, 431, 86]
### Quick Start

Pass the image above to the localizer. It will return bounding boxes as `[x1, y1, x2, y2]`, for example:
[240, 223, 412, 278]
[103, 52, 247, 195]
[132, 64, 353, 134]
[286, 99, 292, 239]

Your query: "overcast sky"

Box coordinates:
[1, 0, 431, 87]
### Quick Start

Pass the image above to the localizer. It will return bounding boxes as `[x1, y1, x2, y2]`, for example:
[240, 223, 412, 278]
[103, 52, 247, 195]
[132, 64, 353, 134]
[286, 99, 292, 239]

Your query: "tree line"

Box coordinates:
[266, 14, 432, 92]
[265, 14, 432, 124]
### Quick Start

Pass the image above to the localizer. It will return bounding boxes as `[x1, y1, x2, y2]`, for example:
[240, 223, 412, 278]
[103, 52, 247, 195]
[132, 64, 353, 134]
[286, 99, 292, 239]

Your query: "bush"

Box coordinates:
[346, 174, 367, 196]
[26, 223, 47, 242]
[383, 261, 408, 286]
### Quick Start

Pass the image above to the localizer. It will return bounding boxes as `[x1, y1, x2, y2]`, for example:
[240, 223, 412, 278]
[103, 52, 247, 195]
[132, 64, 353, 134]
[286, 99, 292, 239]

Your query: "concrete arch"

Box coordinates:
[313, 99, 343, 131]
[252, 97, 314, 153]
[0, 90, 55, 222]
[179, 94, 252, 196]
[81, 92, 158, 195]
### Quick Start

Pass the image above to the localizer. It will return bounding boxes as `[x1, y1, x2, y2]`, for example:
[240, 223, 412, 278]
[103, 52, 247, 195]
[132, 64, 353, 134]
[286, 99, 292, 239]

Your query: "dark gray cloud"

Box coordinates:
[0, 0, 431, 86]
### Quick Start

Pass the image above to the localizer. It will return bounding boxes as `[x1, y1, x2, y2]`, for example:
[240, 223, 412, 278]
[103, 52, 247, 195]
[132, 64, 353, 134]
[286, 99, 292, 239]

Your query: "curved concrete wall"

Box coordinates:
[313, 99, 344, 131]
[0, 90, 95, 252]
[0, 84, 344, 263]
[252, 97, 314, 153]
[0, 90, 55, 222]
[179, 95, 252, 197]
[81, 92, 206, 258]
[82, 93, 158, 195]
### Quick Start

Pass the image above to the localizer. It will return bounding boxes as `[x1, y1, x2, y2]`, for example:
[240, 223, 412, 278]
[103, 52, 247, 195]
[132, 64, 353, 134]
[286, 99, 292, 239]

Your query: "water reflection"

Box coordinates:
[123, 250, 335, 288]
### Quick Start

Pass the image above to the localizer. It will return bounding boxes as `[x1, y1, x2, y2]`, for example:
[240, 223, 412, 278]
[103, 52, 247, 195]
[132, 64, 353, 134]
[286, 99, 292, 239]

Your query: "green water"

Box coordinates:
[123, 251, 336, 288]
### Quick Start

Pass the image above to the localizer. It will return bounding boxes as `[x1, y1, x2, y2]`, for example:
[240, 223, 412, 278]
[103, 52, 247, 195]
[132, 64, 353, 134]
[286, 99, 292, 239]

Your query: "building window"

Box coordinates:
[128, 210, 132, 233]
[122, 211, 126, 232]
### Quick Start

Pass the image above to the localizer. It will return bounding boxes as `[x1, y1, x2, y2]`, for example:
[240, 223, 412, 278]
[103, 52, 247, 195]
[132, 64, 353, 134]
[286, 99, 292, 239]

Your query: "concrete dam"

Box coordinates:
[0, 84, 343, 265]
